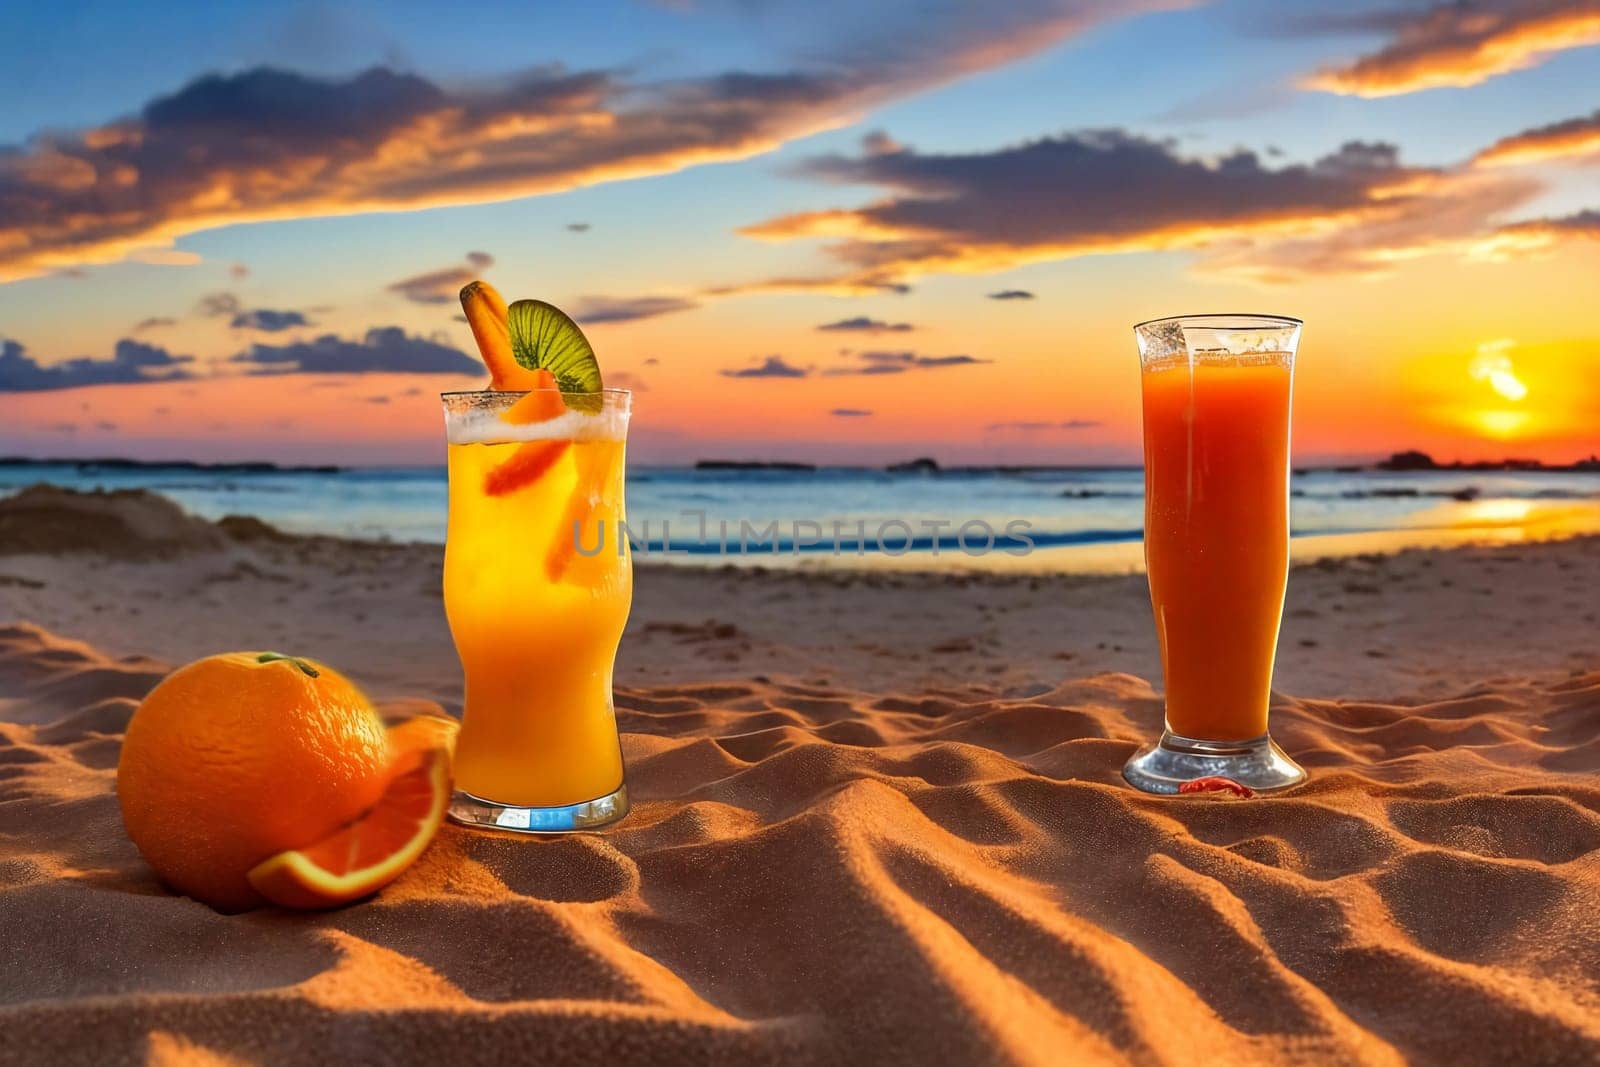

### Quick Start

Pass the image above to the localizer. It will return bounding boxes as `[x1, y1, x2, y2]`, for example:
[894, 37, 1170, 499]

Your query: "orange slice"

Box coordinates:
[246, 746, 450, 909]
[386, 714, 459, 761]
[460, 280, 547, 391]
[545, 439, 624, 582]
[485, 439, 571, 496]
[501, 369, 564, 424]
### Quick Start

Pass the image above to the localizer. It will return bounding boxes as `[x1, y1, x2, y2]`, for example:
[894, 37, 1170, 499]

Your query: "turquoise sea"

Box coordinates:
[3, 461, 1597, 571]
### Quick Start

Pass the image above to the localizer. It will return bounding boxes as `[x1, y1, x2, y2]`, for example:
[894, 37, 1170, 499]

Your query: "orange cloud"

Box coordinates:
[1204, 171, 1541, 283]
[1473, 107, 1600, 166]
[0, 4, 1172, 283]
[1472, 207, 1600, 257]
[1305, 1, 1600, 97]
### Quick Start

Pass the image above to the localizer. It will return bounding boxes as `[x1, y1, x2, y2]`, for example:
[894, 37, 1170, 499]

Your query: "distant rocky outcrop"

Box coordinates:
[0, 456, 340, 473]
[1374, 451, 1598, 473]
[1376, 450, 1437, 471]
[887, 457, 940, 474]
[693, 460, 817, 472]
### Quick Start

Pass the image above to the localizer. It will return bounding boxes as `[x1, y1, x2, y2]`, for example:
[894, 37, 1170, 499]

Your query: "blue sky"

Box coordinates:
[1, 0, 1597, 464]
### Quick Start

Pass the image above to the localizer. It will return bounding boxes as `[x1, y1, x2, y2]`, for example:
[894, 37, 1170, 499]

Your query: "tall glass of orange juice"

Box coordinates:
[1122, 315, 1307, 794]
[441, 388, 633, 830]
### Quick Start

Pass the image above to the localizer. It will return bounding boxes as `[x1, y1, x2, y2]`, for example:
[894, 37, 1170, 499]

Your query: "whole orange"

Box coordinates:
[117, 652, 392, 911]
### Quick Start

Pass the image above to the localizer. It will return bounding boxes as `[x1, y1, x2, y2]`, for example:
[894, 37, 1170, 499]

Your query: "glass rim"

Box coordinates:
[1133, 313, 1303, 330]
[440, 388, 633, 399]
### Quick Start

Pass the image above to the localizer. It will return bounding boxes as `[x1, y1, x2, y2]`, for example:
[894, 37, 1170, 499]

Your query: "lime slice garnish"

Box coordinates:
[506, 299, 603, 412]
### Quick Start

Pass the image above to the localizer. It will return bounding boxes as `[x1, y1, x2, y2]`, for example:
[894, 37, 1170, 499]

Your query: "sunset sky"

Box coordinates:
[1, 0, 1597, 466]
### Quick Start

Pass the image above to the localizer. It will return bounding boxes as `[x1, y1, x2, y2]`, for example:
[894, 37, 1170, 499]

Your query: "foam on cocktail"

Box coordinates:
[1140, 349, 1293, 374]
[445, 402, 629, 445]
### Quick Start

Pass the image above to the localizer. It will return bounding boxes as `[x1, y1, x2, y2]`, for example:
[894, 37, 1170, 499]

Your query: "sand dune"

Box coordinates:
[3, 619, 1599, 1064]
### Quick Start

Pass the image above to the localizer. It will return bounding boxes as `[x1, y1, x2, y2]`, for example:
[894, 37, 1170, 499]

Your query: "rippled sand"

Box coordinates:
[2, 488, 1598, 1063]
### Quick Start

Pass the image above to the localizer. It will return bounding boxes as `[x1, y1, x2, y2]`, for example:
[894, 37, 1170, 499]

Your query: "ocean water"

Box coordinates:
[3, 461, 1597, 571]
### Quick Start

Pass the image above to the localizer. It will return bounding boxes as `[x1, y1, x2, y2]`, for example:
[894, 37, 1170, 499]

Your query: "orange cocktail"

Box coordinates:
[442, 389, 632, 830]
[1123, 314, 1306, 795]
[1144, 359, 1290, 739]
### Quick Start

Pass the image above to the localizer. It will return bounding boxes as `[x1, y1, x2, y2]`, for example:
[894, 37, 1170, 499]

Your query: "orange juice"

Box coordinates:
[1141, 356, 1292, 741]
[444, 430, 630, 809]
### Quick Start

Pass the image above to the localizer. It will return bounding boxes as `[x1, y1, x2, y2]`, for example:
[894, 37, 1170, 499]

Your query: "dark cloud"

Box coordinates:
[2, 339, 195, 393]
[231, 308, 313, 331]
[719, 355, 809, 379]
[1265, 7, 1420, 36]
[861, 130, 904, 156]
[1481, 208, 1600, 257]
[988, 289, 1035, 300]
[825, 350, 989, 375]
[743, 131, 1535, 285]
[388, 252, 495, 305]
[1157, 81, 1297, 124]
[366, 395, 391, 404]
[643, 357, 660, 366]
[830, 407, 874, 417]
[94, 420, 118, 431]
[0, 337, 195, 392]
[606, 370, 650, 392]
[702, 274, 913, 298]
[1532, 208, 1600, 234]
[231, 326, 482, 375]
[199, 291, 314, 331]
[567, 223, 591, 232]
[229, 262, 251, 279]
[987, 418, 1102, 431]
[197, 292, 243, 317]
[1474, 108, 1600, 167]
[1303, 1, 1600, 97]
[0, 6, 1162, 281]
[133, 316, 177, 332]
[816, 316, 914, 333]
[572, 295, 699, 324]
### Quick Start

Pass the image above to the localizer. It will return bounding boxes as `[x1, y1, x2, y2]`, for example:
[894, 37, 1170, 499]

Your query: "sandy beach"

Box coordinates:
[2, 486, 1599, 1064]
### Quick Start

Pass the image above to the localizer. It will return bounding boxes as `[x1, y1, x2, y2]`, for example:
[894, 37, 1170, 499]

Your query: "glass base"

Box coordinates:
[448, 781, 630, 833]
[1122, 730, 1305, 795]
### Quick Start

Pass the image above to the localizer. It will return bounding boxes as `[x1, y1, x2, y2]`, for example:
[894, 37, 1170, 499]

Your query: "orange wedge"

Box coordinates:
[460, 280, 546, 391]
[544, 439, 623, 581]
[386, 714, 459, 761]
[246, 746, 450, 909]
[501, 368, 565, 424]
[485, 439, 570, 496]
[484, 370, 572, 496]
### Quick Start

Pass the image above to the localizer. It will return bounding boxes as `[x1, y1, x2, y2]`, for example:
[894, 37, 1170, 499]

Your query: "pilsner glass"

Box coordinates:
[1122, 315, 1307, 794]
[441, 388, 633, 830]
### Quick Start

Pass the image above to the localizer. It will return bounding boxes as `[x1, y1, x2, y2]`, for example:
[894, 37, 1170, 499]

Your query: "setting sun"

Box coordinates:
[1470, 339, 1530, 402]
